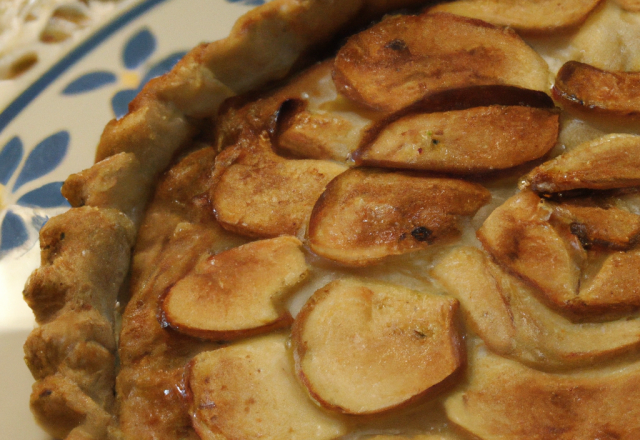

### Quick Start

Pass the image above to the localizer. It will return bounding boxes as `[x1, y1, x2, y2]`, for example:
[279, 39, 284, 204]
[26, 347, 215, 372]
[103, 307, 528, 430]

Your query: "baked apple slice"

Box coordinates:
[211, 135, 347, 238]
[187, 333, 348, 440]
[522, 134, 640, 193]
[553, 61, 640, 120]
[417, 84, 554, 112]
[477, 191, 586, 309]
[552, 202, 640, 250]
[162, 236, 308, 340]
[478, 191, 640, 317]
[308, 168, 491, 266]
[291, 279, 464, 414]
[274, 98, 371, 161]
[354, 105, 559, 173]
[215, 60, 343, 150]
[332, 12, 549, 112]
[430, 0, 602, 34]
[579, 248, 640, 311]
[433, 247, 640, 370]
[445, 348, 640, 439]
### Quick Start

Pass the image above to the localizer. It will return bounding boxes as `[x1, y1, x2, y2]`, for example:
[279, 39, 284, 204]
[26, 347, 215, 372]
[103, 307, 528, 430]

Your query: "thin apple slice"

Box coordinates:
[216, 60, 339, 150]
[432, 248, 516, 358]
[217, 59, 380, 157]
[332, 12, 549, 112]
[430, 0, 602, 34]
[522, 134, 640, 193]
[478, 191, 640, 318]
[292, 278, 464, 414]
[445, 348, 640, 439]
[432, 247, 640, 370]
[275, 85, 553, 163]
[187, 334, 348, 440]
[354, 105, 559, 173]
[553, 61, 640, 120]
[211, 135, 347, 238]
[274, 99, 370, 161]
[477, 191, 586, 310]
[552, 202, 640, 250]
[308, 168, 491, 266]
[579, 248, 640, 311]
[367, 84, 555, 116]
[162, 236, 308, 340]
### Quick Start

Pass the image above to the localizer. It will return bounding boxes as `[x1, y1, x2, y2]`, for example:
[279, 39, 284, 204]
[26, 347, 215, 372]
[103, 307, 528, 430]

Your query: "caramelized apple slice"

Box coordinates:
[553, 61, 640, 120]
[430, 0, 602, 34]
[162, 236, 308, 340]
[552, 202, 640, 250]
[308, 168, 491, 266]
[522, 134, 640, 193]
[355, 105, 559, 173]
[292, 279, 464, 414]
[188, 334, 348, 440]
[211, 135, 347, 238]
[445, 349, 640, 439]
[433, 247, 640, 370]
[332, 12, 549, 112]
[275, 99, 370, 161]
[216, 60, 340, 150]
[477, 191, 586, 309]
[579, 248, 640, 311]
[478, 192, 640, 317]
[275, 85, 553, 163]
[217, 60, 379, 158]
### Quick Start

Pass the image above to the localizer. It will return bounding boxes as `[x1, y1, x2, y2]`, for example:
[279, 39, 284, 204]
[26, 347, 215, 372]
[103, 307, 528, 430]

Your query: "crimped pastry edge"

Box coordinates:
[22, 0, 432, 438]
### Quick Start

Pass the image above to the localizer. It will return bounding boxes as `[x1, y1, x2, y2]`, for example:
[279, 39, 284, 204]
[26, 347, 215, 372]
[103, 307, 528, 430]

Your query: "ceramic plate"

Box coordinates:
[0, 0, 258, 436]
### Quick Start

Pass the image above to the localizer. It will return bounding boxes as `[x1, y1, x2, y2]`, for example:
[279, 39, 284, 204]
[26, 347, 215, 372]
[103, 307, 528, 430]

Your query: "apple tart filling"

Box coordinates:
[22, 0, 640, 439]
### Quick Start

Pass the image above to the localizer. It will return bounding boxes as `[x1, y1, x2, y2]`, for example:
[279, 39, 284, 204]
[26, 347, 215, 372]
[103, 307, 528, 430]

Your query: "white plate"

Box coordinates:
[0, 0, 256, 436]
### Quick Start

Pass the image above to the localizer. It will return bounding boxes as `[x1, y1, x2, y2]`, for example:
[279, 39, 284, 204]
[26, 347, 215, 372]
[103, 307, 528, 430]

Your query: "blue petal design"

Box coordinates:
[123, 28, 156, 69]
[0, 211, 29, 252]
[12, 131, 69, 192]
[31, 214, 49, 232]
[62, 71, 117, 95]
[0, 136, 23, 185]
[111, 52, 186, 119]
[139, 51, 187, 86]
[17, 182, 70, 208]
[31, 214, 49, 231]
[111, 89, 138, 119]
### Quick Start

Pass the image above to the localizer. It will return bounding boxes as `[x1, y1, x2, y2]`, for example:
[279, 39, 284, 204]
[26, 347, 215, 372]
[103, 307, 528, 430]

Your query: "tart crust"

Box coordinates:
[23, 1, 437, 437]
[22, 0, 640, 439]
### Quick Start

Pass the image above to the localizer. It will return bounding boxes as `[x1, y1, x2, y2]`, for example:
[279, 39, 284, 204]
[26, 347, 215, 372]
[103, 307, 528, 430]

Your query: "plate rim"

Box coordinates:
[0, 0, 171, 136]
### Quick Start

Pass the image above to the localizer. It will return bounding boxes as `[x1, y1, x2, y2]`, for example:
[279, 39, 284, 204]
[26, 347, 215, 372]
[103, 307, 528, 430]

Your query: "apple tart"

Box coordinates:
[22, 0, 640, 439]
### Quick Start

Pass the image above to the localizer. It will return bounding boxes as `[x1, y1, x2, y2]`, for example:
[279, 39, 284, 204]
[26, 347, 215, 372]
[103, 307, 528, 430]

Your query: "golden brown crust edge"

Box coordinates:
[22, 0, 436, 438]
[24, 207, 135, 439]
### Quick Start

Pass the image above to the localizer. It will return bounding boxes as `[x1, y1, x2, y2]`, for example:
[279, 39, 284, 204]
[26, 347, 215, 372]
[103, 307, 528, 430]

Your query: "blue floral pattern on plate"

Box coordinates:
[228, 0, 266, 5]
[0, 132, 70, 254]
[63, 28, 187, 118]
[0, 27, 189, 257]
[62, 71, 117, 94]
